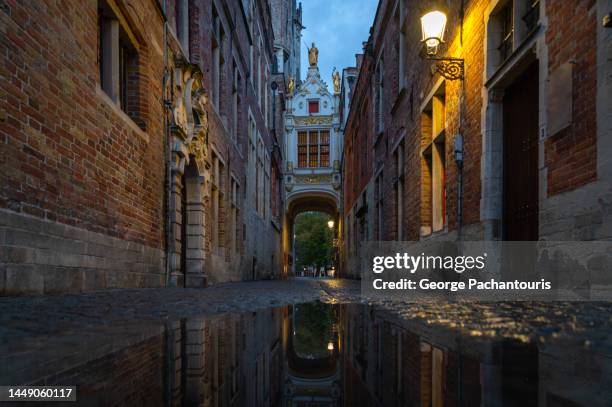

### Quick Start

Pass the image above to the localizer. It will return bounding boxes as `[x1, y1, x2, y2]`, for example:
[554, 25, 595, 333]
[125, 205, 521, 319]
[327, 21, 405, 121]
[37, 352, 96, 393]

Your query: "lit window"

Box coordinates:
[297, 129, 330, 168]
[421, 84, 446, 235]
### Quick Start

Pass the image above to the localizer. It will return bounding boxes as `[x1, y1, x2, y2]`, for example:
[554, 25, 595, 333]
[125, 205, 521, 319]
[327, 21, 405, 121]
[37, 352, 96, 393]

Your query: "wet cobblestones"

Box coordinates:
[0, 277, 611, 351]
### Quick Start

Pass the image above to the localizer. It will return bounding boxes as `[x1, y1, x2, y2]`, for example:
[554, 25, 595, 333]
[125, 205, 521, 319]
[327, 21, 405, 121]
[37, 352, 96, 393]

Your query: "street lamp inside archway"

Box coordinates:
[327, 220, 334, 229]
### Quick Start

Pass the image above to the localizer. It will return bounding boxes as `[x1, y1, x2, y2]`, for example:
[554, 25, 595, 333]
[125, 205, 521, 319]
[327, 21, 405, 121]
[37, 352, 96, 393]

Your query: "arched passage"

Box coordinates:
[284, 190, 340, 277]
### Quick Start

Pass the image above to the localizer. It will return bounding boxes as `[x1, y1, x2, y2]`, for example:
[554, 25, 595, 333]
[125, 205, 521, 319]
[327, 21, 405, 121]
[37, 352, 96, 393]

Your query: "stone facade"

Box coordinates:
[283, 51, 344, 274]
[0, 0, 285, 294]
[341, 0, 612, 278]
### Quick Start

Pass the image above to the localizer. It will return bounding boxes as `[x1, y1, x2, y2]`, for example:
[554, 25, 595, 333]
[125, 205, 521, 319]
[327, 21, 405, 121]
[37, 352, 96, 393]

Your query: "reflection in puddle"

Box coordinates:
[3, 301, 610, 406]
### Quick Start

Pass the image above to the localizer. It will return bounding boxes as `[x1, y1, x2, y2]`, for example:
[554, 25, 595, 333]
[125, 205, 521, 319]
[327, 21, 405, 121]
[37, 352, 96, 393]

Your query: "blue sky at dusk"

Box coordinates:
[299, 0, 379, 88]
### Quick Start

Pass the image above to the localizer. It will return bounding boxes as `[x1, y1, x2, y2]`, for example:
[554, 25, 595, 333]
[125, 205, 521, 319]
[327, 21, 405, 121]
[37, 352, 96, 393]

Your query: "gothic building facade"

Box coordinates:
[282, 45, 345, 274]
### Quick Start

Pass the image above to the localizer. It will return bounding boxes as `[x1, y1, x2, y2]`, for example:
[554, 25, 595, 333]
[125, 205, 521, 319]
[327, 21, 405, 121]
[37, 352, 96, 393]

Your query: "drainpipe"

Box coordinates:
[455, 134, 463, 240]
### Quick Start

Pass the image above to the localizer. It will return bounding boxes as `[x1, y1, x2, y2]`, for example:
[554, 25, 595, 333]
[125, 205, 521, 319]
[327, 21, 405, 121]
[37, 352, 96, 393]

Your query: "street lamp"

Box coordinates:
[327, 342, 334, 351]
[327, 220, 334, 229]
[421, 10, 447, 55]
[420, 9, 464, 80]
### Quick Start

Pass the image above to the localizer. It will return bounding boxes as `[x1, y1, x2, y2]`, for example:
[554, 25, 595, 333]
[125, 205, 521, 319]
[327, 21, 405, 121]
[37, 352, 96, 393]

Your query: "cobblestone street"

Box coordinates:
[2, 278, 612, 404]
[2, 278, 611, 353]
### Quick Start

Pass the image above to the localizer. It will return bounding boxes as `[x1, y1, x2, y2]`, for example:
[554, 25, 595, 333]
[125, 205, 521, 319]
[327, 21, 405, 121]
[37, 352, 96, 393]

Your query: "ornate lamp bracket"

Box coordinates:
[428, 57, 464, 81]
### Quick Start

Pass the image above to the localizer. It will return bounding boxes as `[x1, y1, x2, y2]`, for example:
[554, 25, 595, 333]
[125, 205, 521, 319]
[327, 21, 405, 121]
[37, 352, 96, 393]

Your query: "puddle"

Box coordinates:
[1, 301, 610, 406]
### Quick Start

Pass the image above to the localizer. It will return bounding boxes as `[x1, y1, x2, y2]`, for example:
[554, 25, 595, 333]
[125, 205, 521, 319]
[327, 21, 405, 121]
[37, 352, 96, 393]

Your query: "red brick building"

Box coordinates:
[341, 0, 612, 277]
[0, 0, 286, 294]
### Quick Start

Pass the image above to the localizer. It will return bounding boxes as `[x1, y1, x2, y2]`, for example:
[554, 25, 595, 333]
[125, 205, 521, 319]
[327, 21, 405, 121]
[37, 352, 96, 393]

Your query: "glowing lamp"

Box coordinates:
[327, 342, 334, 351]
[327, 220, 334, 229]
[421, 10, 447, 56]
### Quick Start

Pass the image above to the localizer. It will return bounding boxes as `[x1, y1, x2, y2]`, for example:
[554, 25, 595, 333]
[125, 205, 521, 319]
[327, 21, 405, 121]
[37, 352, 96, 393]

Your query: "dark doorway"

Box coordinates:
[503, 62, 539, 241]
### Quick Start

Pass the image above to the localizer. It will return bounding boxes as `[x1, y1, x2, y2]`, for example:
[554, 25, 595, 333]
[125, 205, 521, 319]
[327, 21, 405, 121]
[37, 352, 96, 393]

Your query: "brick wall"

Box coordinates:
[544, 0, 597, 195]
[0, 0, 284, 294]
[341, 0, 604, 254]
[0, 0, 166, 294]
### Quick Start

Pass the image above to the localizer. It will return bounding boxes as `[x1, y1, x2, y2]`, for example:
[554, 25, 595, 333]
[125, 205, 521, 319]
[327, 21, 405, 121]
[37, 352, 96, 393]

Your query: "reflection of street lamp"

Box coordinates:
[327, 220, 334, 229]
[420, 9, 464, 80]
[327, 342, 334, 351]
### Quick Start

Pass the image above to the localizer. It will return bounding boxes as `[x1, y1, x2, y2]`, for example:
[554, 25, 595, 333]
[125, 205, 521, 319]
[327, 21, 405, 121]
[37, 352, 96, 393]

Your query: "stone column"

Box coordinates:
[169, 169, 185, 287]
[185, 175, 207, 287]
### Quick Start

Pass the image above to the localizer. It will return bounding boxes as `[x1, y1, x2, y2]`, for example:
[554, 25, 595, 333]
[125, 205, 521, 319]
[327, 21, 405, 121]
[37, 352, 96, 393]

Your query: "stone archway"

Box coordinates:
[285, 190, 340, 277]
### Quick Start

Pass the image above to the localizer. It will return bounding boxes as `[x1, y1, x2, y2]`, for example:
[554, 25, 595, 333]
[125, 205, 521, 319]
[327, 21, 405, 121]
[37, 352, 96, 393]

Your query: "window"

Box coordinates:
[320, 131, 330, 167]
[374, 57, 384, 133]
[297, 130, 330, 168]
[98, 0, 140, 123]
[264, 70, 269, 127]
[308, 100, 319, 114]
[247, 113, 258, 215]
[257, 41, 262, 106]
[489, 0, 541, 72]
[397, 0, 406, 92]
[256, 138, 265, 216]
[271, 163, 280, 220]
[298, 131, 308, 167]
[394, 141, 405, 240]
[375, 171, 384, 240]
[522, 0, 540, 33]
[212, 6, 224, 109]
[264, 152, 270, 220]
[232, 62, 240, 140]
[421, 84, 446, 235]
[308, 132, 319, 167]
[175, 0, 189, 57]
[230, 177, 240, 253]
[497, 2, 513, 62]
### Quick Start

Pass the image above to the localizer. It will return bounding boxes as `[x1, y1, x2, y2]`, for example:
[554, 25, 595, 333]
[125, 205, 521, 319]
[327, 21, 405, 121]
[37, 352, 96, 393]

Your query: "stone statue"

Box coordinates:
[287, 76, 295, 96]
[332, 70, 341, 94]
[308, 42, 318, 67]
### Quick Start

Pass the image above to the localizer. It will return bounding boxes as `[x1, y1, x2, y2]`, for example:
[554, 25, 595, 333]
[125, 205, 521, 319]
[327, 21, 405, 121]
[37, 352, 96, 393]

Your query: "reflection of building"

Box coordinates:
[284, 303, 340, 406]
[9, 300, 612, 406]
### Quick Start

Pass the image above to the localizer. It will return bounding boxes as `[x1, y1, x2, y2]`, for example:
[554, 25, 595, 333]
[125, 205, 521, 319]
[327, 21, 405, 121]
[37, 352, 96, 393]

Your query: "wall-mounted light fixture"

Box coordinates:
[420, 10, 464, 80]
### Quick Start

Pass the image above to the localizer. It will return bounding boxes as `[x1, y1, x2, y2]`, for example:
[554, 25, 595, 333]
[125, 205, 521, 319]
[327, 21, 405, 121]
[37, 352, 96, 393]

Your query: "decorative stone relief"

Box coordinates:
[294, 174, 332, 184]
[294, 115, 333, 126]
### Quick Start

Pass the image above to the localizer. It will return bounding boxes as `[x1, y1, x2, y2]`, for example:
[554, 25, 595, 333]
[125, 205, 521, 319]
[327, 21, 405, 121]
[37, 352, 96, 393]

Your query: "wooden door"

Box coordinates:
[503, 62, 539, 240]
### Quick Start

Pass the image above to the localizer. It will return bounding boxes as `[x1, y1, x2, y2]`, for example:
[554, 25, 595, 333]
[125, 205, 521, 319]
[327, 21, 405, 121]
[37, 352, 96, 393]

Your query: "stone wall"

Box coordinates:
[0, 209, 164, 295]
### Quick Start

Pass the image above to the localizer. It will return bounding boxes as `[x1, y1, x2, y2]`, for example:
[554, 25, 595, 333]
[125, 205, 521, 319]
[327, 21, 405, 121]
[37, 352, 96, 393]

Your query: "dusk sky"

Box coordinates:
[299, 0, 379, 88]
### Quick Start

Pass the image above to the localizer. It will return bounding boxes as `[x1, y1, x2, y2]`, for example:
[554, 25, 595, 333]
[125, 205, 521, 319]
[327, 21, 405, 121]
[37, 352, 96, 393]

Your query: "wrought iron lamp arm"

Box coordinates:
[426, 57, 464, 81]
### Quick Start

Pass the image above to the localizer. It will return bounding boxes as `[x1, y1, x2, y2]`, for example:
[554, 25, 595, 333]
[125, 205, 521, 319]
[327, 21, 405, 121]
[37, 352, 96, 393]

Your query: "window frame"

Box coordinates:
[296, 129, 331, 168]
